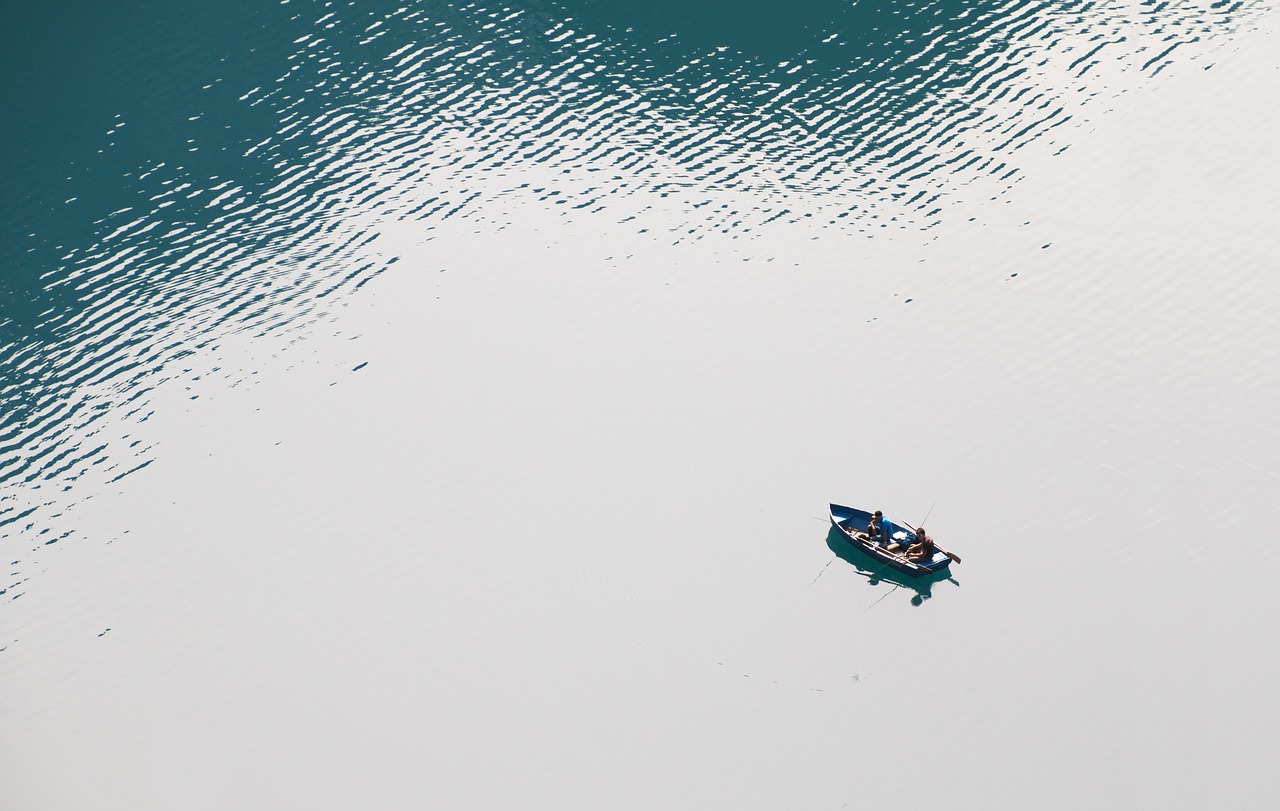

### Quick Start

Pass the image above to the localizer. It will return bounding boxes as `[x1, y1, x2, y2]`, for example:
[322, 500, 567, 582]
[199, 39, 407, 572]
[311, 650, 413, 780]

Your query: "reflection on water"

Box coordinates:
[0, 0, 1263, 580]
[823, 526, 958, 606]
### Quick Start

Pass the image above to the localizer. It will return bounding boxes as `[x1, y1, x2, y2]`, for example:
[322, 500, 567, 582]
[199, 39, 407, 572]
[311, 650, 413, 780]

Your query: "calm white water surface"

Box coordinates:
[2, 1, 1279, 808]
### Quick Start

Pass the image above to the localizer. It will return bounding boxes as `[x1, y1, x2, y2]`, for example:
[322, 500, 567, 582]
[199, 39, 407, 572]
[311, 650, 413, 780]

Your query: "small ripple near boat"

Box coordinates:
[828, 503, 956, 578]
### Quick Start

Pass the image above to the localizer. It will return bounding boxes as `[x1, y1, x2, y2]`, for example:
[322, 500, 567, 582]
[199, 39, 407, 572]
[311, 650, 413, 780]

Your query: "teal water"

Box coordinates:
[3, 1, 1278, 808]
[1, 0, 1260, 532]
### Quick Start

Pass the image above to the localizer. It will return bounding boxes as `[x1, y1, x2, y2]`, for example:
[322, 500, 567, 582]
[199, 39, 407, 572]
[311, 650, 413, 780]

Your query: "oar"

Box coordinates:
[828, 516, 934, 576]
[820, 512, 958, 565]
[902, 521, 962, 564]
[850, 526, 933, 575]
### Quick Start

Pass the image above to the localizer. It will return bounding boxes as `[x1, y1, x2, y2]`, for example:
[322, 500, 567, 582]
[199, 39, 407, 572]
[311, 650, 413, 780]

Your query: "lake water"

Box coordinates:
[3, 1, 1278, 808]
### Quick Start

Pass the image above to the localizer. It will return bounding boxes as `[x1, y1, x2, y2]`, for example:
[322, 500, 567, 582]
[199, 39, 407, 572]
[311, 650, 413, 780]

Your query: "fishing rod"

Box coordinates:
[919, 498, 937, 528]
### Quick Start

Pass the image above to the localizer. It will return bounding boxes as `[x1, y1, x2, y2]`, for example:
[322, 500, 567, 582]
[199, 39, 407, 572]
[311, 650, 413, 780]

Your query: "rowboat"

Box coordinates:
[828, 503, 955, 578]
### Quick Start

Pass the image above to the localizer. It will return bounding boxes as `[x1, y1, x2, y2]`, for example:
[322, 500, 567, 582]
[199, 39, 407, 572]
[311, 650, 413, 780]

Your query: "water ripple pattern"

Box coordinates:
[0, 0, 1263, 574]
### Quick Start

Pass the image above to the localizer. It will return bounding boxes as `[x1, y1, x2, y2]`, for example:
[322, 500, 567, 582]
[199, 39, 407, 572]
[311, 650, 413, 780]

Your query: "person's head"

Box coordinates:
[873, 510, 882, 520]
[916, 525, 926, 536]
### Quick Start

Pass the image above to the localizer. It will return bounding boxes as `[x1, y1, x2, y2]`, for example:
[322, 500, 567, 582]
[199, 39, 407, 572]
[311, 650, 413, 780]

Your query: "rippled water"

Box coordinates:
[3, 1, 1278, 808]
[2, 0, 1262, 533]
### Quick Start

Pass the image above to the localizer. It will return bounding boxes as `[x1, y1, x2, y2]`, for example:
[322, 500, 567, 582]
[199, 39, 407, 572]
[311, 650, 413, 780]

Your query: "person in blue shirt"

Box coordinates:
[863, 510, 887, 546]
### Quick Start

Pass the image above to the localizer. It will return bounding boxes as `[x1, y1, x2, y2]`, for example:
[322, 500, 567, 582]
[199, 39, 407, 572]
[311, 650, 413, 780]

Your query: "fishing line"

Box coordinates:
[806, 555, 838, 587]
[865, 583, 902, 611]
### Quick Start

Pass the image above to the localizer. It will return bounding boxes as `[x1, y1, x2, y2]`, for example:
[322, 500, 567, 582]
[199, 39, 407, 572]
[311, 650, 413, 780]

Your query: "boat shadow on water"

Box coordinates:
[824, 526, 959, 606]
